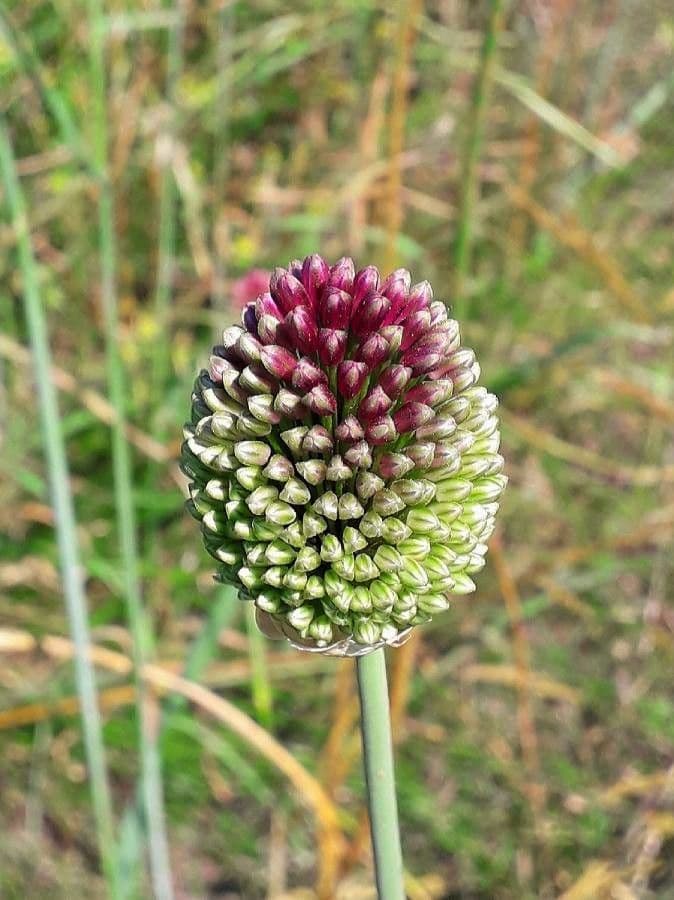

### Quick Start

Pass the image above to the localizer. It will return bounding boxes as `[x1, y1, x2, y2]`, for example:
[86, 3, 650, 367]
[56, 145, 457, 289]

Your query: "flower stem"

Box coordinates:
[356, 648, 405, 900]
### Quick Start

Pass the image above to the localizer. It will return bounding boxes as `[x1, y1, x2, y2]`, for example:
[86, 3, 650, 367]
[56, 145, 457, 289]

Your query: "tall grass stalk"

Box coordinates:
[356, 649, 405, 900]
[151, 0, 185, 393]
[86, 5, 174, 897]
[0, 117, 119, 895]
[453, 0, 504, 317]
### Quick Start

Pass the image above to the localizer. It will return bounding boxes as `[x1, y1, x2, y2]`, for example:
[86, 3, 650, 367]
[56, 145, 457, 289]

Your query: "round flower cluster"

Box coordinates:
[182, 256, 506, 652]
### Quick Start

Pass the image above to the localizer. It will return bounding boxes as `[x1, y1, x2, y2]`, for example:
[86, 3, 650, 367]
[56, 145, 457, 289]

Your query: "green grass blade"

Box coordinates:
[151, 0, 185, 394]
[0, 116, 119, 896]
[86, 4, 174, 897]
[453, 0, 505, 316]
[245, 604, 274, 729]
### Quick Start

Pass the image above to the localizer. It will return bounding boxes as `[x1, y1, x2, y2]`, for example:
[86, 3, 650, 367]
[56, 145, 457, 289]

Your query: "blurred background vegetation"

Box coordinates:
[1, 0, 673, 897]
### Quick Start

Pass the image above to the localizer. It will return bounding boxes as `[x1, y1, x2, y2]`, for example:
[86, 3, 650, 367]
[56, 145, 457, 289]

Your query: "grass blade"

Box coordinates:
[86, 4, 174, 897]
[0, 116, 119, 894]
[453, 0, 505, 315]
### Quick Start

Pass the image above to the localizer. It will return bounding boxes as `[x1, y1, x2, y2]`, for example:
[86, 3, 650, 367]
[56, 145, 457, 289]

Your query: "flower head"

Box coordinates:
[182, 256, 506, 654]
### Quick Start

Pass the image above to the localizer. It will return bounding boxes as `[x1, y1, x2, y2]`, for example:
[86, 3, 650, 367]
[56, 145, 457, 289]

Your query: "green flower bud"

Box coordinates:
[406, 508, 440, 534]
[338, 493, 365, 520]
[399, 558, 430, 591]
[255, 590, 283, 613]
[371, 489, 406, 517]
[279, 478, 312, 505]
[296, 460, 327, 486]
[286, 605, 315, 632]
[234, 440, 272, 467]
[238, 566, 264, 590]
[359, 510, 384, 538]
[381, 517, 412, 544]
[342, 525, 368, 554]
[265, 540, 296, 566]
[265, 500, 296, 526]
[332, 554, 355, 581]
[246, 485, 279, 515]
[351, 586, 373, 613]
[308, 616, 334, 645]
[354, 554, 380, 583]
[294, 546, 322, 572]
[302, 510, 327, 538]
[373, 545, 404, 572]
[305, 575, 326, 598]
[263, 455, 295, 482]
[353, 618, 382, 645]
[282, 521, 306, 548]
[313, 491, 338, 521]
[320, 534, 343, 562]
[262, 566, 286, 587]
[397, 537, 431, 560]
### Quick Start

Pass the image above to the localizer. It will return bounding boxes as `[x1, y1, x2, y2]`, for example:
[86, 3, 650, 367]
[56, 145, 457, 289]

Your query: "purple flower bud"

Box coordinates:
[319, 288, 352, 329]
[328, 257, 355, 292]
[237, 332, 263, 363]
[379, 325, 403, 353]
[403, 280, 433, 320]
[393, 402, 435, 434]
[242, 303, 258, 334]
[358, 385, 393, 422]
[270, 268, 310, 314]
[344, 440, 373, 468]
[365, 415, 396, 445]
[256, 291, 282, 321]
[337, 361, 369, 399]
[302, 425, 333, 454]
[378, 452, 415, 480]
[403, 378, 452, 407]
[301, 254, 329, 304]
[256, 314, 281, 345]
[335, 415, 364, 443]
[292, 358, 327, 392]
[318, 328, 347, 366]
[350, 292, 391, 339]
[378, 364, 412, 396]
[208, 353, 237, 384]
[274, 388, 307, 419]
[260, 345, 298, 380]
[405, 442, 436, 469]
[303, 384, 337, 416]
[400, 310, 432, 352]
[285, 306, 319, 354]
[355, 333, 390, 370]
[288, 259, 304, 278]
[429, 301, 448, 327]
[401, 344, 443, 374]
[352, 265, 380, 307]
[381, 268, 411, 323]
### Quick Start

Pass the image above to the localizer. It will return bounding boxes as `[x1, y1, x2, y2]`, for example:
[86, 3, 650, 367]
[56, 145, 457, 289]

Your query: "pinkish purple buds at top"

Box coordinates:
[405, 280, 433, 318]
[303, 384, 337, 416]
[337, 361, 369, 399]
[365, 415, 396, 446]
[242, 303, 258, 333]
[401, 344, 443, 374]
[319, 288, 352, 329]
[301, 254, 329, 303]
[256, 314, 281, 346]
[270, 268, 310, 313]
[355, 333, 390, 370]
[352, 265, 380, 307]
[335, 415, 364, 443]
[344, 440, 373, 469]
[184, 255, 505, 650]
[358, 386, 393, 422]
[328, 256, 355, 292]
[318, 329, 347, 366]
[393, 402, 435, 434]
[292, 358, 327, 392]
[381, 268, 411, 322]
[378, 452, 415, 480]
[400, 310, 432, 352]
[404, 379, 453, 407]
[378, 364, 412, 397]
[256, 292, 282, 321]
[285, 306, 318, 354]
[379, 325, 403, 354]
[350, 293, 390, 338]
[260, 345, 297, 380]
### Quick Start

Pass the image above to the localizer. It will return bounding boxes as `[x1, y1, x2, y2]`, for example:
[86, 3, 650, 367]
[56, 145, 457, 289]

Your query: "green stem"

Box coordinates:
[245, 603, 274, 728]
[453, 0, 504, 318]
[356, 648, 405, 900]
[0, 117, 119, 896]
[86, 5, 174, 898]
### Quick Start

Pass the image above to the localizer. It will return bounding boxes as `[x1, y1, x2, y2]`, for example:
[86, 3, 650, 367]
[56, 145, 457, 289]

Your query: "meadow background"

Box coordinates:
[1, 1, 673, 897]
